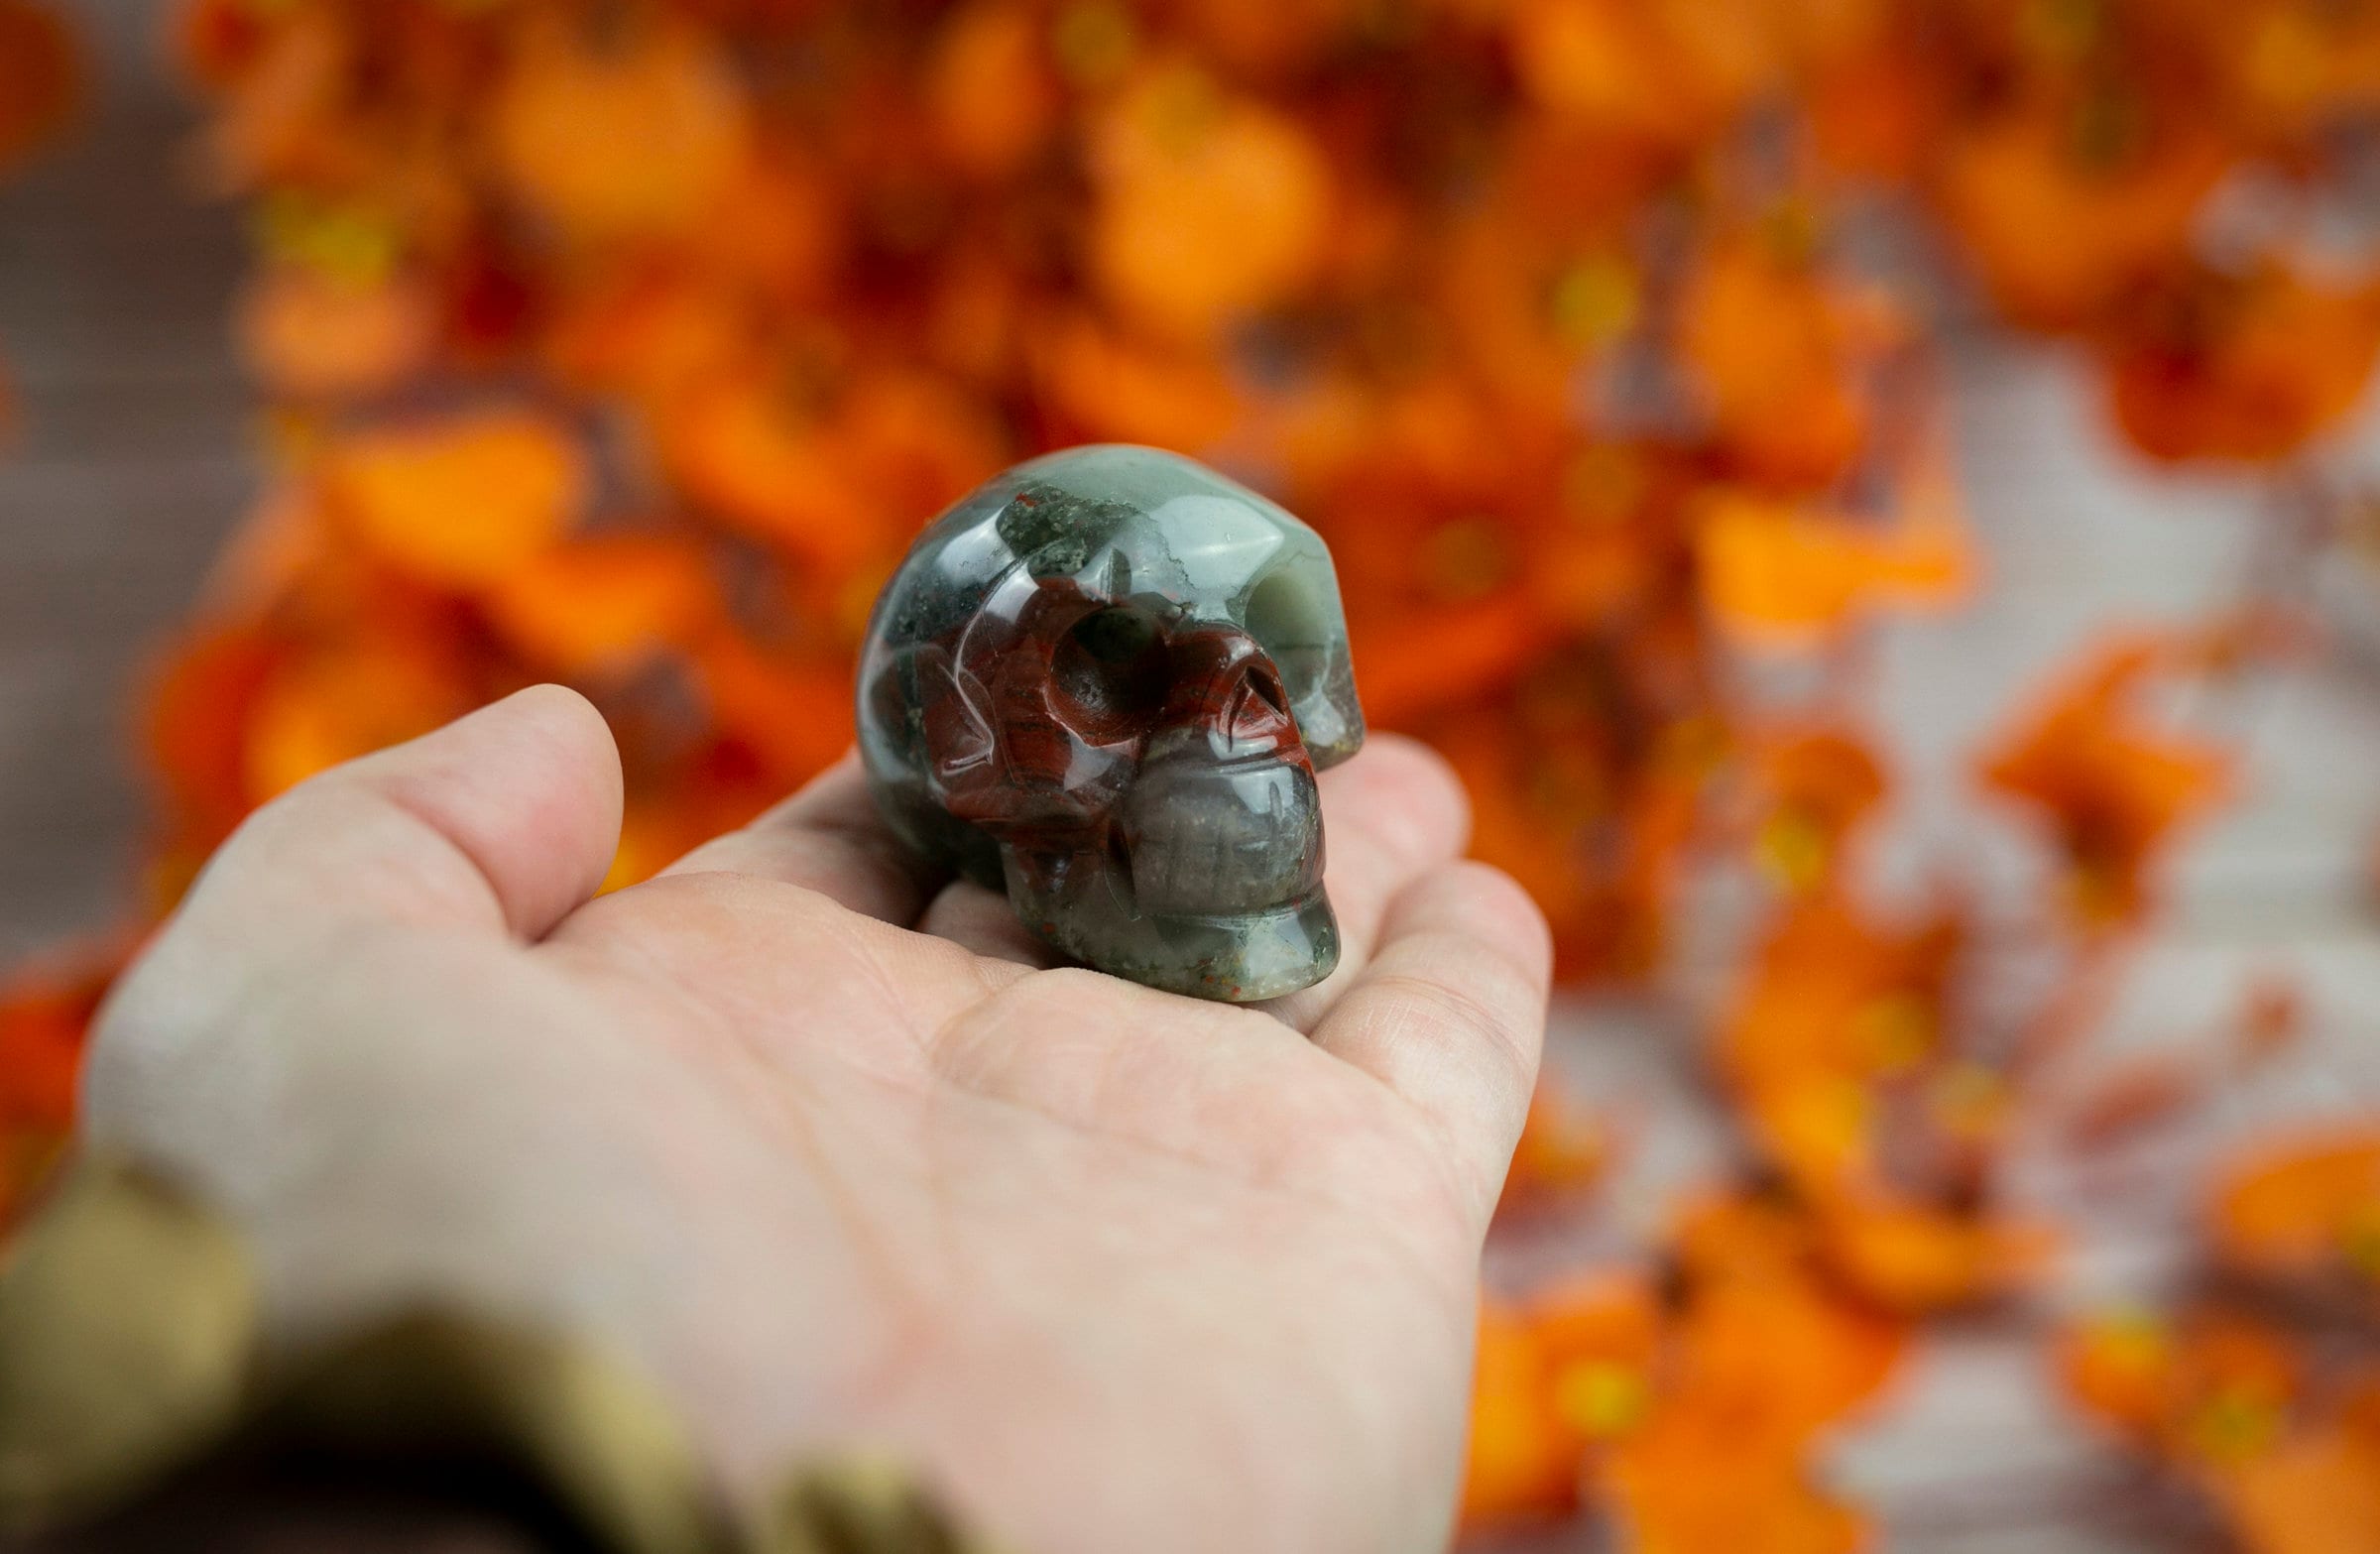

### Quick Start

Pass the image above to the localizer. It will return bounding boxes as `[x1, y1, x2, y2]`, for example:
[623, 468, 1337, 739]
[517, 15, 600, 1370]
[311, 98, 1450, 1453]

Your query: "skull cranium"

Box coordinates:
[857, 445, 1365, 1001]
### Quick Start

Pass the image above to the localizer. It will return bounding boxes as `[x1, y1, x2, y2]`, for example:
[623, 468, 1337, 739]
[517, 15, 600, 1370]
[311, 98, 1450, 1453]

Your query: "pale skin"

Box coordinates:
[79, 685, 1551, 1554]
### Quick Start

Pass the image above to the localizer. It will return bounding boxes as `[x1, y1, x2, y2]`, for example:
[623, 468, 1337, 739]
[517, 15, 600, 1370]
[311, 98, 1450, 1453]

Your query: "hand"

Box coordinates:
[82, 686, 1551, 1554]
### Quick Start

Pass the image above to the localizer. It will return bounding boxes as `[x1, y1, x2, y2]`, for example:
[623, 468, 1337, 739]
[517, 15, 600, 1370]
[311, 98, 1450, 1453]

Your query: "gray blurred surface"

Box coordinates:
[1521, 351, 2380, 1550]
[0, 0, 247, 964]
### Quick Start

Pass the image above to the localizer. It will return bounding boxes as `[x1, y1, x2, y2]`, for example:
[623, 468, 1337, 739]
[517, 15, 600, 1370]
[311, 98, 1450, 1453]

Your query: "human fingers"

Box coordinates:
[91, 683, 623, 1081]
[1307, 861, 1552, 1233]
[166, 683, 621, 943]
[1258, 734, 1471, 1031]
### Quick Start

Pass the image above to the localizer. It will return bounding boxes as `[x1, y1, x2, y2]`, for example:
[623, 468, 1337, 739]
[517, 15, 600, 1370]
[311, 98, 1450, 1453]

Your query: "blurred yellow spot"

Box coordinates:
[2091, 1306, 2172, 1369]
[2066, 856, 2129, 925]
[1931, 1062, 2007, 1139]
[2070, 88, 2145, 171]
[2190, 1388, 2281, 1464]
[2246, 14, 2326, 107]
[1754, 808, 1831, 894]
[1759, 200, 1820, 268]
[1548, 255, 1637, 348]
[2019, 0, 2101, 65]
[254, 195, 400, 289]
[1053, 2, 1136, 86]
[1654, 714, 1728, 777]
[1552, 1361, 1648, 1440]
[1767, 1076, 1874, 1182]
[2336, 1197, 2380, 1280]
[1854, 993, 1933, 1075]
[1424, 518, 1511, 601]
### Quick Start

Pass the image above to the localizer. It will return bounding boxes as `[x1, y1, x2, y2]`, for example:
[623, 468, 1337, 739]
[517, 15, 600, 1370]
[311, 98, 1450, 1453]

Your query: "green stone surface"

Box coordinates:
[857, 445, 1365, 1002]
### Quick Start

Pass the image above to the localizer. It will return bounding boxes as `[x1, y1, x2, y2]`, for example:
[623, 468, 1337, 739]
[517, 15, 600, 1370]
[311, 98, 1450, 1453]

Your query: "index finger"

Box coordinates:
[1309, 860, 1553, 1234]
[1256, 734, 1471, 1030]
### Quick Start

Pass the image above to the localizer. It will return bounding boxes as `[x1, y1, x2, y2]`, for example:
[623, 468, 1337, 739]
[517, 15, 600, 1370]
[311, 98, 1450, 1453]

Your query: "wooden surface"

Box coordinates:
[7, 9, 2380, 1548]
[0, 0, 246, 967]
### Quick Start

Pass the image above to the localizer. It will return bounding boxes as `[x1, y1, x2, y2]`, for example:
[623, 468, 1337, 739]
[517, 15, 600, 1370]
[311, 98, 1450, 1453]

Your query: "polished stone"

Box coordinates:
[858, 445, 1365, 1001]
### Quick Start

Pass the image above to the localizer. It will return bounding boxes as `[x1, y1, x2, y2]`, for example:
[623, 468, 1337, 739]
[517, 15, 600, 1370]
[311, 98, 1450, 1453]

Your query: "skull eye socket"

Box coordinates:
[1051, 605, 1168, 742]
[1245, 570, 1329, 706]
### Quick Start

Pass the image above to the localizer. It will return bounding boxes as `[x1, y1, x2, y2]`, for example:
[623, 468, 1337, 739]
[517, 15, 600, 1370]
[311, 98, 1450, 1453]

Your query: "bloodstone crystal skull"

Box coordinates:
[857, 445, 1366, 1001]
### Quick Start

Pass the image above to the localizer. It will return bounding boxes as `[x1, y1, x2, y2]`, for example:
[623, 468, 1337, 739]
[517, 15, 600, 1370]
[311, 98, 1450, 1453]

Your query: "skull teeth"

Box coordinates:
[1117, 756, 1319, 917]
[1104, 825, 1137, 915]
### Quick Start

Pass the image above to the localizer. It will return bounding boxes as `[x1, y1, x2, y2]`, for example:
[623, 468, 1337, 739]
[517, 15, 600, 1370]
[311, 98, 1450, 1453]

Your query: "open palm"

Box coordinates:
[84, 687, 1550, 1554]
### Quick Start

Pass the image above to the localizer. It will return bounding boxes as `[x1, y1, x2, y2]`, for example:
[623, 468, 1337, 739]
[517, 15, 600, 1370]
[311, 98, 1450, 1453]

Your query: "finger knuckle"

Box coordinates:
[1437, 862, 1553, 982]
[1366, 969, 1536, 1093]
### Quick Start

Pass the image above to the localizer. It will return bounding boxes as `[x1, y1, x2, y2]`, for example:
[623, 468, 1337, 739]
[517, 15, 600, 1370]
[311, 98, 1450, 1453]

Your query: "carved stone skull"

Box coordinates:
[857, 445, 1365, 1001]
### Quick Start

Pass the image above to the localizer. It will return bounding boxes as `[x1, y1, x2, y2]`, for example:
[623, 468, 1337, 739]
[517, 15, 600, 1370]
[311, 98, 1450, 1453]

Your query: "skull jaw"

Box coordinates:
[1006, 867, 1342, 1002]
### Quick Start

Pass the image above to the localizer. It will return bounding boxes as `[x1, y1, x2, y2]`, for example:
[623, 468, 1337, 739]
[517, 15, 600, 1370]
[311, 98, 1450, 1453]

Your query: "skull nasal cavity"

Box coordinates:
[1228, 664, 1293, 751]
[1052, 605, 1168, 741]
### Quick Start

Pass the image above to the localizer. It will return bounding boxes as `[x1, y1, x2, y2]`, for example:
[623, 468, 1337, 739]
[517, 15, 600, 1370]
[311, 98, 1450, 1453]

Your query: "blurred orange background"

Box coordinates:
[9, 0, 2380, 1547]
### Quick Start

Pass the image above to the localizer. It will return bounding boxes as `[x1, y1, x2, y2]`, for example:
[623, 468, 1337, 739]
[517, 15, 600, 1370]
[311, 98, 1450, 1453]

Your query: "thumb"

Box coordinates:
[87, 683, 622, 1108]
[176, 682, 625, 943]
